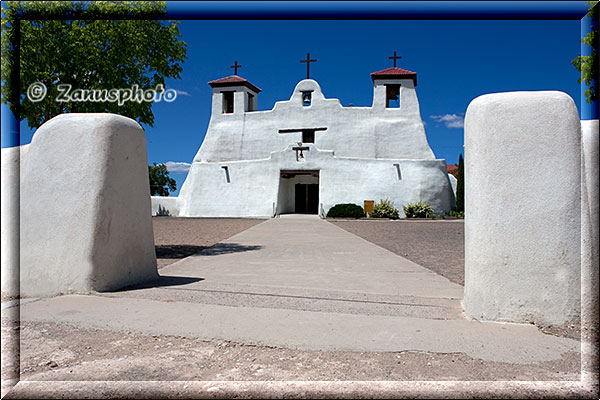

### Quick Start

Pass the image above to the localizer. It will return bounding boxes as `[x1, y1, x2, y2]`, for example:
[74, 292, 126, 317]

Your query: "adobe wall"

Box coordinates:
[176, 144, 454, 218]
[15, 113, 158, 297]
[464, 91, 582, 327]
[196, 79, 435, 163]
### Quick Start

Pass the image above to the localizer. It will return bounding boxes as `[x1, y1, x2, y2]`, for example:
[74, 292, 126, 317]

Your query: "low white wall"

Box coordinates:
[581, 119, 599, 329]
[464, 91, 581, 327]
[151, 196, 180, 216]
[17, 113, 158, 297]
[448, 174, 457, 198]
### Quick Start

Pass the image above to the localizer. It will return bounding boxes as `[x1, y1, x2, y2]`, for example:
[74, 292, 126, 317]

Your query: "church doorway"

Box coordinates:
[278, 170, 320, 215]
[295, 183, 319, 214]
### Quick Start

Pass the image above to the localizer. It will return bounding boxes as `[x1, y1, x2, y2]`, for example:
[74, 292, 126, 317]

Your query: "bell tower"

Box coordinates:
[371, 52, 419, 114]
[208, 60, 261, 116]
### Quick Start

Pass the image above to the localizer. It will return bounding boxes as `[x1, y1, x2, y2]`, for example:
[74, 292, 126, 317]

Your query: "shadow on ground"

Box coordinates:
[156, 243, 262, 259]
[115, 275, 204, 291]
[155, 244, 208, 259]
[198, 243, 262, 256]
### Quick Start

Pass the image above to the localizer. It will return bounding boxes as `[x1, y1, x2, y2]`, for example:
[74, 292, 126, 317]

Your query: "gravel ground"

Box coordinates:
[153, 217, 265, 269]
[330, 219, 465, 285]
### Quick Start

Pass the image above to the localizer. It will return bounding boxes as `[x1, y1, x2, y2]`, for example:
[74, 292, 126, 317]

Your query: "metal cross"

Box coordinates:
[389, 51, 402, 67]
[230, 60, 242, 75]
[292, 146, 310, 162]
[300, 53, 317, 79]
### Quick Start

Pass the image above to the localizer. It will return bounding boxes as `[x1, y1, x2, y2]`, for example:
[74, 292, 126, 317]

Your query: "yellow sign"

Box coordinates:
[364, 200, 374, 214]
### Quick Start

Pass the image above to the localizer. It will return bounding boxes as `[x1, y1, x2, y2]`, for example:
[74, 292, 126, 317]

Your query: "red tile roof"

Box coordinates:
[208, 75, 261, 93]
[447, 164, 458, 172]
[370, 67, 417, 86]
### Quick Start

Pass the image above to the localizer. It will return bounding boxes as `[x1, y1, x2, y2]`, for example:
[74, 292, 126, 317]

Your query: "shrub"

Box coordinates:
[403, 201, 434, 218]
[156, 204, 171, 216]
[326, 203, 365, 218]
[371, 198, 399, 219]
[446, 210, 464, 218]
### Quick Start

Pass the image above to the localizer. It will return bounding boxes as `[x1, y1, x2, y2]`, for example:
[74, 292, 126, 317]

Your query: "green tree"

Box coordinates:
[149, 163, 176, 196]
[455, 154, 464, 212]
[572, 1, 598, 104]
[1, 1, 187, 128]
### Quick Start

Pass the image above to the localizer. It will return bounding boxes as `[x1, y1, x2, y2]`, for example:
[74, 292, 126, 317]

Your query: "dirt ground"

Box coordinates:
[330, 219, 465, 285]
[10, 320, 581, 382]
[3, 217, 596, 398]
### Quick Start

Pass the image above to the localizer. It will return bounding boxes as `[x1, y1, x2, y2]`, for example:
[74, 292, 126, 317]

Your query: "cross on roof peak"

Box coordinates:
[300, 52, 317, 79]
[230, 60, 242, 75]
[389, 51, 402, 68]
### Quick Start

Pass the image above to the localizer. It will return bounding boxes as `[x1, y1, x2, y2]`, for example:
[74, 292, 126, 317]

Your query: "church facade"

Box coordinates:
[152, 63, 455, 218]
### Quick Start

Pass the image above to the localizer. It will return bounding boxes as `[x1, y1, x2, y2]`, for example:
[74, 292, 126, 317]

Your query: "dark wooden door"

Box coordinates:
[295, 184, 319, 214]
[295, 184, 307, 213]
[307, 184, 319, 213]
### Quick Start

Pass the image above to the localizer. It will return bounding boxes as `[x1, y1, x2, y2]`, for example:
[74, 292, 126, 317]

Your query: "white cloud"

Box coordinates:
[430, 113, 464, 128]
[174, 89, 190, 96]
[165, 161, 191, 173]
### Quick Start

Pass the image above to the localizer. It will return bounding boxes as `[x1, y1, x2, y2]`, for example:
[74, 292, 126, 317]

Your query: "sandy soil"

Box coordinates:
[10, 320, 582, 382]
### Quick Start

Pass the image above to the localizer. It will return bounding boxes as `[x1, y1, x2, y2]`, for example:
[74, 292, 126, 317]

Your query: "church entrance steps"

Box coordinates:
[17, 217, 581, 364]
[277, 213, 321, 219]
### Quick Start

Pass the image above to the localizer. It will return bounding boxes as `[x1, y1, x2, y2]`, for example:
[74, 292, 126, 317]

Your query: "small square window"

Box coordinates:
[302, 91, 312, 106]
[302, 130, 314, 143]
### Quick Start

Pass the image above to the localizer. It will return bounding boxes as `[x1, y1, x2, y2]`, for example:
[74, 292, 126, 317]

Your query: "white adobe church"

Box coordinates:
[152, 54, 455, 218]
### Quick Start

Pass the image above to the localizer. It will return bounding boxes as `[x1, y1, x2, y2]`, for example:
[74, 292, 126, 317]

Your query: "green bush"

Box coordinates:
[371, 199, 399, 219]
[326, 203, 365, 218]
[446, 210, 464, 218]
[403, 201, 434, 218]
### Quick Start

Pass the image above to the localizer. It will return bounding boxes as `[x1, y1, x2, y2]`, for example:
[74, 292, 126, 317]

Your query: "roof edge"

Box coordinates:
[208, 76, 262, 93]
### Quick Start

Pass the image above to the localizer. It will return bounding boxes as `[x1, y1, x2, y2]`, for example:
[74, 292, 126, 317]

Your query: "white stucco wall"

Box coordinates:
[581, 119, 599, 329]
[167, 77, 453, 218]
[18, 113, 158, 297]
[195, 79, 435, 163]
[464, 91, 581, 327]
[176, 144, 454, 218]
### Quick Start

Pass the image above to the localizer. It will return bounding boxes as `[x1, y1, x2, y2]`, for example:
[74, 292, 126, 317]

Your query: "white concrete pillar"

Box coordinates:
[0, 146, 22, 297]
[19, 113, 158, 297]
[581, 119, 599, 329]
[464, 91, 581, 327]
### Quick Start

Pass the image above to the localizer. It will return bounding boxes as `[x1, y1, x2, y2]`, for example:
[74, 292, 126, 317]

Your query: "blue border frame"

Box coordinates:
[166, 1, 588, 20]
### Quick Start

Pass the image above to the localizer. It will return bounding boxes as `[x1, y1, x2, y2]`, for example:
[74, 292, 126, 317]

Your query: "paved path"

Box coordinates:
[19, 216, 580, 364]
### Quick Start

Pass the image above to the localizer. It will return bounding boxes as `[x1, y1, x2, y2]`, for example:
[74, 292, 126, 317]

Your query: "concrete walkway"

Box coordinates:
[20, 217, 580, 364]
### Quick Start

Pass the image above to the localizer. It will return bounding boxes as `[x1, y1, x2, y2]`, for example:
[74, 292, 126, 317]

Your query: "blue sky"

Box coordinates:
[2, 5, 590, 196]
